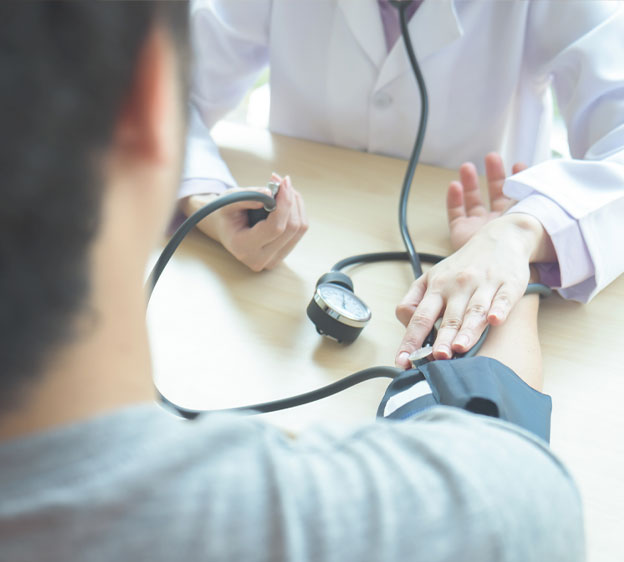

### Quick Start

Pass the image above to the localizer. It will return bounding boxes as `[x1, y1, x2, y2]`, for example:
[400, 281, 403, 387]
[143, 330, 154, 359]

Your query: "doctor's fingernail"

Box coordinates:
[454, 335, 469, 349]
[488, 309, 503, 322]
[396, 352, 410, 368]
[435, 345, 451, 359]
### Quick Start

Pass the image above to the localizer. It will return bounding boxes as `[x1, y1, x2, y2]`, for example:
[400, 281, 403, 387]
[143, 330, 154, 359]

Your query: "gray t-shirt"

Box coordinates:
[0, 403, 583, 561]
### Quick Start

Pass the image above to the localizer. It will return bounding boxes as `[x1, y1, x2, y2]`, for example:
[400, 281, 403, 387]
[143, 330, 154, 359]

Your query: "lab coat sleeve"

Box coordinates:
[506, 194, 595, 301]
[181, 0, 272, 197]
[502, 2, 624, 302]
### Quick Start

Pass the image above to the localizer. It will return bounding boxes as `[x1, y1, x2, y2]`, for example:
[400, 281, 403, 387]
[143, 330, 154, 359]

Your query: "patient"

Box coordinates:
[0, 3, 583, 561]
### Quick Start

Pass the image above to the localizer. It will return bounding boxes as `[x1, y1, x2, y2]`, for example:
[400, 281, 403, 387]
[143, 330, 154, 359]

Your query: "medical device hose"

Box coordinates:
[147, 2, 548, 420]
[394, 0, 429, 279]
[147, 190, 551, 419]
[308, 1, 428, 283]
[159, 366, 404, 420]
[320, 0, 435, 344]
[326, 1, 428, 279]
[146, 191, 276, 299]
[146, 192, 403, 418]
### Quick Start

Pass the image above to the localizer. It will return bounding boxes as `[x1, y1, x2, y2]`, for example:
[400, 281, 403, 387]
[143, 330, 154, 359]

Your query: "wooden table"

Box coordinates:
[148, 122, 624, 562]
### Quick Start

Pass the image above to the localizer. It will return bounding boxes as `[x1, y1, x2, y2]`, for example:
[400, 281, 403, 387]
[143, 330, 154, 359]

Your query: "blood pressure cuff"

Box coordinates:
[377, 357, 552, 443]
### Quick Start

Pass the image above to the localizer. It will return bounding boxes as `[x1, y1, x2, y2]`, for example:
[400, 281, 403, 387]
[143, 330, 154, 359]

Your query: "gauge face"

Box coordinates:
[316, 283, 370, 322]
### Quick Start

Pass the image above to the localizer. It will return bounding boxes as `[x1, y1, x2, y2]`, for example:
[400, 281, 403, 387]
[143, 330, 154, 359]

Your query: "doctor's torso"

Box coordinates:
[266, 0, 548, 171]
[192, 0, 620, 172]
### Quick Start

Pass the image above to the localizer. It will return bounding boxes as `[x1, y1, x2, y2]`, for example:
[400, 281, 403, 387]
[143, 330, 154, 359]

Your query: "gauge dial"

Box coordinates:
[316, 283, 371, 323]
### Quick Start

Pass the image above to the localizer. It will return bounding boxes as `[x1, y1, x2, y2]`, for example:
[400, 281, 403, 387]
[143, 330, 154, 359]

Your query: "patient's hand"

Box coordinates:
[447, 153, 526, 250]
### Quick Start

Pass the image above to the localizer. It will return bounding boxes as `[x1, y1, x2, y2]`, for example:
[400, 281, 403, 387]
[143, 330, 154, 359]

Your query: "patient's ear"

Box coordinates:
[113, 25, 178, 167]
[103, 24, 183, 253]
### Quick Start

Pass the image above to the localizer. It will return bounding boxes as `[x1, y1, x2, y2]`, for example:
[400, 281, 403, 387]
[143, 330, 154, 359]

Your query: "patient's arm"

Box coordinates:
[476, 275, 542, 390]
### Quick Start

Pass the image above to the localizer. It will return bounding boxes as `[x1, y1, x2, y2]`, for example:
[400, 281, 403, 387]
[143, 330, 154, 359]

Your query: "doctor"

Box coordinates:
[182, 0, 624, 366]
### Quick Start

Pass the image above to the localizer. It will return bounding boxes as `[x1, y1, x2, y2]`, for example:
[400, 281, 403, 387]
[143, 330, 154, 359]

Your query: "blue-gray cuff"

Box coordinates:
[378, 357, 552, 443]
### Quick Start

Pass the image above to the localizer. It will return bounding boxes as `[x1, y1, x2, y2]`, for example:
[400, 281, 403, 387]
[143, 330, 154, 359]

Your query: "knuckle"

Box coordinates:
[428, 274, 449, 293]
[400, 334, 424, 352]
[493, 292, 513, 308]
[465, 303, 488, 318]
[271, 221, 287, 237]
[453, 269, 477, 287]
[439, 316, 463, 331]
[409, 311, 434, 329]
[485, 266, 501, 280]
[395, 304, 415, 326]
[248, 259, 265, 273]
[287, 217, 301, 235]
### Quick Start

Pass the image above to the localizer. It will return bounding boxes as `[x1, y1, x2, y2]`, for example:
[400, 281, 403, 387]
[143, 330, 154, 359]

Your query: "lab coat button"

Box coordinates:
[372, 91, 393, 109]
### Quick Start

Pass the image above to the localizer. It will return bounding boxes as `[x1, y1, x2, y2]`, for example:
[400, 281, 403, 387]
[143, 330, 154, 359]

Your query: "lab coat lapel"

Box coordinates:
[338, 0, 387, 69]
[375, 0, 463, 91]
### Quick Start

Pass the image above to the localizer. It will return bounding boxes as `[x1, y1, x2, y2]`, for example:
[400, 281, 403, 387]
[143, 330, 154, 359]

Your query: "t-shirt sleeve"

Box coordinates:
[191, 407, 584, 562]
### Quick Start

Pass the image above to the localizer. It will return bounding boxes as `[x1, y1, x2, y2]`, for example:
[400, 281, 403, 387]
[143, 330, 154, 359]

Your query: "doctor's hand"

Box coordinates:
[183, 174, 308, 272]
[394, 157, 554, 369]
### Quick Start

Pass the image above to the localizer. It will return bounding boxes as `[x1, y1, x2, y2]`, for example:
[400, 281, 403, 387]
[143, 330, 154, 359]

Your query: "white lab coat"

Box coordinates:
[185, 0, 624, 302]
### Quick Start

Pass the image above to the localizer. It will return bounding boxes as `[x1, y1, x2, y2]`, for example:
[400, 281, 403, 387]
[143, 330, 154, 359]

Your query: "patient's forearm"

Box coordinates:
[476, 294, 542, 390]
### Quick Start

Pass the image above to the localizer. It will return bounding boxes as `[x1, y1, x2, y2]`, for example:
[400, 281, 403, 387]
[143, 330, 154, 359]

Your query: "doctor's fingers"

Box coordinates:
[227, 226, 293, 272]
[218, 186, 274, 217]
[249, 227, 299, 271]
[252, 176, 299, 245]
[236, 186, 306, 271]
[448, 286, 499, 355]
[395, 291, 444, 369]
[264, 190, 308, 270]
[452, 281, 524, 355]
[395, 275, 428, 327]
[487, 280, 525, 325]
[431, 292, 474, 360]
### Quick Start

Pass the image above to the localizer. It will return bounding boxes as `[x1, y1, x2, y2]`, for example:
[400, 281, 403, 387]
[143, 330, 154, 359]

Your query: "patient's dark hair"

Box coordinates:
[0, 1, 188, 407]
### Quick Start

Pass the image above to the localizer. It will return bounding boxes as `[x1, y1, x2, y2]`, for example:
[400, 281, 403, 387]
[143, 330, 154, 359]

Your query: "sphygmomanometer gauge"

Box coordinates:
[306, 272, 371, 343]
